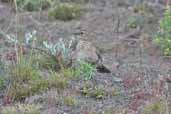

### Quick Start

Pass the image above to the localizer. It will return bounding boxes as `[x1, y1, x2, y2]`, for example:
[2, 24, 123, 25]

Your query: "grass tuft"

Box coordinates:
[48, 3, 82, 21]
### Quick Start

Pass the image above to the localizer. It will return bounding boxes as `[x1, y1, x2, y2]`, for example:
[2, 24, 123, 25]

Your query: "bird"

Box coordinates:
[71, 40, 111, 73]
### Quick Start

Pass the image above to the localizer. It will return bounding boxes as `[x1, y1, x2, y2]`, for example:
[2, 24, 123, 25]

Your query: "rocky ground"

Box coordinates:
[0, 0, 171, 114]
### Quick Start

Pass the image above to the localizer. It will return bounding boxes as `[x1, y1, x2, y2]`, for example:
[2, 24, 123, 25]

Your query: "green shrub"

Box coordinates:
[7, 56, 42, 100]
[0, 78, 4, 89]
[80, 81, 93, 96]
[17, 0, 52, 11]
[154, 6, 171, 56]
[48, 3, 82, 21]
[30, 79, 49, 94]
[7, 67, 70, 100]
[63, 96, 77, 106]
[38, 54, 58, 70]
[49, 70, 68, 89]
[62, 67, 81, 79]
[43, 38, 76, 71]
[91, 86, 106, 99]
[78, 61, 96, 80]
[133, 4, 146, 13]
[0, 62, 6, 89]
[9, 59, 41, 82]
[80, 83, 106, 99]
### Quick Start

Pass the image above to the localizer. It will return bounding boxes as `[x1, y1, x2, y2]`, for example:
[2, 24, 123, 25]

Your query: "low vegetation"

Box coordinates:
[17, 0, 52, 11]
[78, 61, 96, 80]
[63, 96, 77, 106]
[80, 83, 106, 99]
[48, 3, 82, 21]
[7, 56, 43, 100]
[154, 6, 171, 56]
[48, 70, 68, 89]
[91, 86, 106, 99]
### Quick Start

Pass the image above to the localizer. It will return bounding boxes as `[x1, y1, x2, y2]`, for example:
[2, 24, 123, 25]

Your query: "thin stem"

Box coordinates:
[13, 0, 19, 64]
[115, 16, 120, 58]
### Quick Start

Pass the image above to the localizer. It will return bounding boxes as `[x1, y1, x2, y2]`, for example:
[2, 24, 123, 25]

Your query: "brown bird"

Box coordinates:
[73, 40, 111, 73]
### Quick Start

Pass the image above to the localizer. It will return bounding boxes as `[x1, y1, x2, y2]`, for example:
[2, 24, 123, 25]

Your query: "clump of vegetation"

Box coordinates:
[0, 78, 5, 89]
[1, 103, 42, 114]
[91, 86, 106, 99]
[0, 62, 5, 89]
[7, 62, 70, 100]
[78, 61, 96, 80]
[142, 100, 166, 114]
[63, 96, 77, 106]
[7, 66, 70, 100]
[154, 6, 171, 56]
[7, 55, 42, 100]
[59, 60, 95, 80]
[35, 40, 67, 71]
[133, 4, 146, 14]
[38, 54, 58, 70]
[9, 57, 41, 81]
[48, 70, 68, 89]
[80, 81, 93, 96]
[17, 0, 52, 11]
[29, 79, 49, 94]
[63, 68, 81, 79]
[48, 3, 82, 21]
[43, 38, 76, 71]
[80, 83, 106, 99]
[0, 63, 5, 89]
